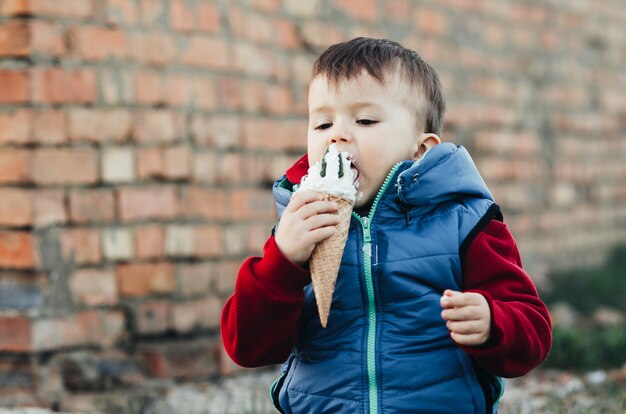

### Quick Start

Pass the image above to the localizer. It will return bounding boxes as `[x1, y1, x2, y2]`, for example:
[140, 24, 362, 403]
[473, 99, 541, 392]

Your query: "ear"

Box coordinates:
[413, 133, 441, 160]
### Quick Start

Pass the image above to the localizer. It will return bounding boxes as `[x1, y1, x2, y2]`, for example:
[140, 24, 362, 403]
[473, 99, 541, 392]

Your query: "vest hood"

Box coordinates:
[396, 142, 494, 207]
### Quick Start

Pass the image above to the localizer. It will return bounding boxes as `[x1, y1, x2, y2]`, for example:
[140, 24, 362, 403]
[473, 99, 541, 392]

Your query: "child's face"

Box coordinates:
[307, 71, 421, 209]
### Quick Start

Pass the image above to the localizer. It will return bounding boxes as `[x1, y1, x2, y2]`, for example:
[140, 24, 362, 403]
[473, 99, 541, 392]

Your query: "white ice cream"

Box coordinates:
[297, 144, 357, 202]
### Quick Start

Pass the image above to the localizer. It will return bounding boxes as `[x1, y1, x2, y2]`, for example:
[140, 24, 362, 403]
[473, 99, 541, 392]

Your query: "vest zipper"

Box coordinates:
[353, 162, 403, 414]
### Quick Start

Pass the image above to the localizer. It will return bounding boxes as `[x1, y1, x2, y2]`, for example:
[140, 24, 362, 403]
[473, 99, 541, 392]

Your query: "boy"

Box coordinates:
[221, 37, 552, 413]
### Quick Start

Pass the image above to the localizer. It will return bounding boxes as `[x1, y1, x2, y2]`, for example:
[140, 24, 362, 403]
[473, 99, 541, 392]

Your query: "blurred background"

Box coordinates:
[0, 0, 624, 412]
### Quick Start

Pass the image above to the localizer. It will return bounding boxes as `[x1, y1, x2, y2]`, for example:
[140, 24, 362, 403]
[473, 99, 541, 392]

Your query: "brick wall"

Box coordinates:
[0, 0, 625, 409]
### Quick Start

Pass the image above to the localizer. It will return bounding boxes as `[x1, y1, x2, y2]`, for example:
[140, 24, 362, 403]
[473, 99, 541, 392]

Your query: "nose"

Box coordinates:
[328, 124, 353, 146]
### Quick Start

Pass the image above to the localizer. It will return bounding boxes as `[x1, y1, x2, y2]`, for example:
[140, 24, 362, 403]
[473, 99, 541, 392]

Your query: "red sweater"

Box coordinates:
[221, 157, 552, 378]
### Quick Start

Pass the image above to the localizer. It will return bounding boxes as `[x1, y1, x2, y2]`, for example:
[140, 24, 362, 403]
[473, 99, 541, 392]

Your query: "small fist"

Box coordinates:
[275, 190, 340, 266]
[440, 290, 491, 346]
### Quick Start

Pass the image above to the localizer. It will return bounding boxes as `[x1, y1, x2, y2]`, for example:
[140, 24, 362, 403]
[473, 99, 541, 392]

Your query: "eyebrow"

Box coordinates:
[309, 101, 383, 114]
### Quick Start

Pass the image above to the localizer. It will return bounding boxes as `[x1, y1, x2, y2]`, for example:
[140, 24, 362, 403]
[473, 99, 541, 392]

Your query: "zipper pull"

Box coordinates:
[362, 217, 372, 257]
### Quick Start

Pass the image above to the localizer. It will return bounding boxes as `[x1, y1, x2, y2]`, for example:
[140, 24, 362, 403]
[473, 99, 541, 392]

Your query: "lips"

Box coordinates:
[347, 155, 360, 186]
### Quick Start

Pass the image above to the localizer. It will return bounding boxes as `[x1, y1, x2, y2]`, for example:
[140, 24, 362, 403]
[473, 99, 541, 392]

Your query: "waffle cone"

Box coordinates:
[309, 193, 354, 328]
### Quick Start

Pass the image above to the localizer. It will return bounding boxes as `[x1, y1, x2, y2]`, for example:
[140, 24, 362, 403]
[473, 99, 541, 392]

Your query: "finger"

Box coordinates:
[305, 212, 341, 231]
[441, 291, 482, 309]
[449, 332, 488, 347]
[287, 191, 323, 212]
[440, 290, 461, 308]
[441, 306, 483, 322]
[296, 200, 338, 220]
[305, 226, 337, 245]
[446, 320, 485, 335]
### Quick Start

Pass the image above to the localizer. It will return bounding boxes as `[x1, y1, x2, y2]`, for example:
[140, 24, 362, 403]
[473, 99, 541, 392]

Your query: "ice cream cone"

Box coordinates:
[309, 193, 354, 328]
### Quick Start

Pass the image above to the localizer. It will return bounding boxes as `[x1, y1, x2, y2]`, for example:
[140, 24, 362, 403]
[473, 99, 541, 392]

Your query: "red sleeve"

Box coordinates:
[460, 220, 552, 378]
[220, 235, 310, 367]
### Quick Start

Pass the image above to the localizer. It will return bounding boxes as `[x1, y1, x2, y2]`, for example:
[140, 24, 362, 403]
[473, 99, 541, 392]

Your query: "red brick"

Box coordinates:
[194, 226, 222, 258]
[0, 316, 31, 352]
[30, 20, 65, 56]
[263, 83, 293, 115]
[229, 189, 275, 221]
[246, 222, 271, 254]
[33, 110, 65, 144]
[0, 109, 31, 144]
[216, 76, 241, 110]
[136, 300, 171, 334]
[274, 18, 299, 49]
[163, 145, 191, 180]
[177, 262, 215, 297]
[60, 228, 101, 265]
[134, 225, 164, 259]
[214, 260, 238, 295]
[33, 189, 66, 227]
[139, 339, 217, 378]
[106, 0, 138, 25]
[223, 225, 245, 256]
[136, 147, 164, 179]
[0, 70, 29, 103]
[251, 0, 280, 12]
[32, 148, 98, 185]
[243, 117, 290, 150]
[190, 76, 216, 110]
[99, 67, 133, 105]
[134, 70, 165, 105]
[30, 67, 97, 104]
[171, 296, 222, 333]
[415, 7, 448, 36]
[118, 186, 177, 222]
[69, 189, 115, 224]
[67, 26, 127, 61]
[0, 188, 33, 227]
[183, 187, 228, 221]
[385, 0, 412, 21]
[215, 152, 243, 184]
[229, 8, 274, 44]
[233, 42, 274, 77]
[198, 2, 220, 33]
[165, 74, 193, 107]
[298, 22, 343, 51]
[178, 36, 231, 69]
[284, 0, 321, 17]
[192, 151, 217, 184]
[0, 20, 30, 56]
[32, 310, 124, 351]
[170, 0, 195, 32]
[70, 269, 118, 306]
[0, 148, 31, 184]
[240, 79, 265, 112]
[334, 0, 377, 21]
[0, 0, 29, 16]
[21, 0, 95, 18]
[138, 0, 167, 26]
[216, 340, 245, 376]
[129, 31, 176, 66]
[116, 262, 175, 297]
[190, 114, 241, 148]
[68, 108, 132, 143]
[133, 110, 180, 143]
[0, 231, 37, 268]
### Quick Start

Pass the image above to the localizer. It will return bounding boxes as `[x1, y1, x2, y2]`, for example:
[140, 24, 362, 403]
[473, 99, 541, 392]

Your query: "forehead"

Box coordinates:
[308, 70, 423, 113]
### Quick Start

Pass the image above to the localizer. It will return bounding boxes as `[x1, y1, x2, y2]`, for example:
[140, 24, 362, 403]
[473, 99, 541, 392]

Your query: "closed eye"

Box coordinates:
[315, 123, 332, 130]
[357, 119, 378, 126]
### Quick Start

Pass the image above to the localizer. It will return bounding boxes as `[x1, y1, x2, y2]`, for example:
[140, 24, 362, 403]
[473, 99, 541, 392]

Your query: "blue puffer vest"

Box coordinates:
[271, 143, 503, 414]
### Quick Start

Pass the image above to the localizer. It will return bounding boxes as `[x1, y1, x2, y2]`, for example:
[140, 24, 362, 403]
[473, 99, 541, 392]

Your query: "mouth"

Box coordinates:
[347, 154, 360, 186]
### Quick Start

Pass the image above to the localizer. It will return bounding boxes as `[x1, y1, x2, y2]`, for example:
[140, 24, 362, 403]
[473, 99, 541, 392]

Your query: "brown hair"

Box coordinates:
[312, 37, 446, 136]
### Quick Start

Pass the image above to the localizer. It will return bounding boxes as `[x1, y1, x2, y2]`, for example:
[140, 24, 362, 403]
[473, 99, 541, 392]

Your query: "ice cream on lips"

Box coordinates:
[297, 144, 357, 202]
